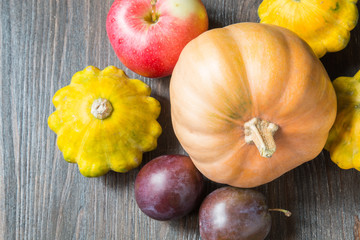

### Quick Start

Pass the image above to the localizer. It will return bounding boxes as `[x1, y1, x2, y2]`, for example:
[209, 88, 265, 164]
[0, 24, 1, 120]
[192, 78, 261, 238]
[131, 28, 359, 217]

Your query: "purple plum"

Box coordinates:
[135, 155, 204, 221]
[199, 187, 272, 240]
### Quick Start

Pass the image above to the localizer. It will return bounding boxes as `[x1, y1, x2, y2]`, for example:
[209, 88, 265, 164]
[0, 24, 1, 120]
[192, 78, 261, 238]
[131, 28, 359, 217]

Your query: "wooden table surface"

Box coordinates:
[1, 0, 360, 239]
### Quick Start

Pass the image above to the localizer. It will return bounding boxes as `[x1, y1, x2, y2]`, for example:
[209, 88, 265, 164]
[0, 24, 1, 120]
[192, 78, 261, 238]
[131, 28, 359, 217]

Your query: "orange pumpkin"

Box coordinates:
[170, 23, 337, 188]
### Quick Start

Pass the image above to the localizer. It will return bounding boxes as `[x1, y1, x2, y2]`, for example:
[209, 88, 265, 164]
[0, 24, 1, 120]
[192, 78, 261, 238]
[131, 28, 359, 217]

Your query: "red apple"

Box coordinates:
[106, 0, 208, 78]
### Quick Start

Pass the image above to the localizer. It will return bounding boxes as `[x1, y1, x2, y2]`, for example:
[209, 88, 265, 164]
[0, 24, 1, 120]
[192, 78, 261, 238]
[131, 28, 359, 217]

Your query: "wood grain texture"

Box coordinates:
[355, 216, 360, 240]
[1, 0, 360, 239]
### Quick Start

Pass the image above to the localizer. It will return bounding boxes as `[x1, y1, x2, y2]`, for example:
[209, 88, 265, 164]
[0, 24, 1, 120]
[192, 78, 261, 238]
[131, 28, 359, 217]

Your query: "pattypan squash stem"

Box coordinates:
[244, 118, 278, 158]
[151, 0, 158, 23]
[91, 98, 113, 120]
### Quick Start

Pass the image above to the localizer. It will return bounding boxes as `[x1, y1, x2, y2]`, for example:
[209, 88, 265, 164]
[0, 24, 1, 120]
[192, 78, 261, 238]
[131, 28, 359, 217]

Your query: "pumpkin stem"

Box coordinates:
[244, 118, 279, 158]
[91, 98, 113, 120]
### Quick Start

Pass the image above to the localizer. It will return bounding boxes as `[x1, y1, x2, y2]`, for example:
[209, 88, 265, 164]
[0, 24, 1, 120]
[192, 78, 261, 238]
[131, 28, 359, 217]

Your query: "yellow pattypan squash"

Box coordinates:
[48, 66, 162, 177]
[325, 70, 360, 171]
[258, 0, 359, 58]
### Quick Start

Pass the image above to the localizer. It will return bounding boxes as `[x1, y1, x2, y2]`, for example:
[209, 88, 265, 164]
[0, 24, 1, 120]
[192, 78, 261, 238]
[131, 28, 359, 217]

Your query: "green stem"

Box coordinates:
[151, 0, 157, 23]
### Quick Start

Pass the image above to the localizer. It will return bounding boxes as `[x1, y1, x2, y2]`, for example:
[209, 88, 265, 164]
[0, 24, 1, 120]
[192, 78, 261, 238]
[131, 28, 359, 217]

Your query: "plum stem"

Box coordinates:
[269, 208, 292, 217]
[151, 0, 158, 23]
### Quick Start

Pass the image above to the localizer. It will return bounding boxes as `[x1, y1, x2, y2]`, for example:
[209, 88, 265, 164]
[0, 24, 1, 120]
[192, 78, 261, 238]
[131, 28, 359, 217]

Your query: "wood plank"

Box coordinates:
[0, 0, 359, 239]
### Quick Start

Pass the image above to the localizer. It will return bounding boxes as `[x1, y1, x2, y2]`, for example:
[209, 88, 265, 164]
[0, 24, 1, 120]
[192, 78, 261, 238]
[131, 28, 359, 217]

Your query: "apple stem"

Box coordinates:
[269, 208, 292, 217]
[151, 0, 158, 23]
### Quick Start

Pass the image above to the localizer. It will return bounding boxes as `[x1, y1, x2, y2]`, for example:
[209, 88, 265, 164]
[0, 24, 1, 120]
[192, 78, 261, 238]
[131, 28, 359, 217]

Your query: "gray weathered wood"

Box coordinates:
[1, 0, 360, 239]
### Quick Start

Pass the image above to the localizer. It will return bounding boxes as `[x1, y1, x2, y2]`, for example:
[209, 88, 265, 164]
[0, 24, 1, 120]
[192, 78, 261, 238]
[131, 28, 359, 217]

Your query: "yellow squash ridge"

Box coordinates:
[48, 66, 162, 177]
[325, 70, 360, 170]
[258, 0, 359, 58]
